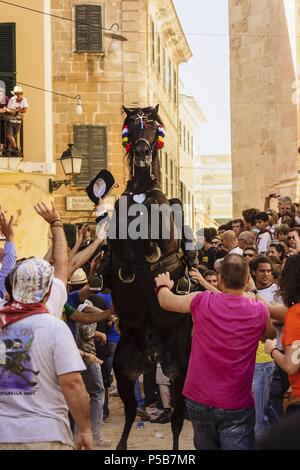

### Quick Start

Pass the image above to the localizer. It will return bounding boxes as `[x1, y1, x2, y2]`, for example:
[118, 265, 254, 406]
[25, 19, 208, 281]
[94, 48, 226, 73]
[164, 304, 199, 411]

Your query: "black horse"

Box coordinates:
[106, 105, 197, 450]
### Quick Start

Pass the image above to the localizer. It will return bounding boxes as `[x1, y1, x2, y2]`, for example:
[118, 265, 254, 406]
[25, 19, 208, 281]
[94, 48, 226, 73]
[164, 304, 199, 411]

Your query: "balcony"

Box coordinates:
[0, 114, 23, 159]
[0, 114, 56, 174]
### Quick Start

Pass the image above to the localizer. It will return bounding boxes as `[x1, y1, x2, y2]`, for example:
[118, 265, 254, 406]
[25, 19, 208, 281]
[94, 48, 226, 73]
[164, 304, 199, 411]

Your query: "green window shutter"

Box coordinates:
[87, 5, 102, 52]
[75, 5, 102, 52]
[0, 23, 16, 94]
[63, 224, 77, 248]
[74, 125, 107, 186]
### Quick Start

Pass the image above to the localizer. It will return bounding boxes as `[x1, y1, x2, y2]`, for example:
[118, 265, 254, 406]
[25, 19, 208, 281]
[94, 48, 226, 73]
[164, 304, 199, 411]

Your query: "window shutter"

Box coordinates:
[74, 126, 107, 186]
[87, 5, 102, 52]
[75, 5, 102, 52]
[0, 23, 16, 94]
[73, 126, 90, 185]
[63, 224, 77, 248]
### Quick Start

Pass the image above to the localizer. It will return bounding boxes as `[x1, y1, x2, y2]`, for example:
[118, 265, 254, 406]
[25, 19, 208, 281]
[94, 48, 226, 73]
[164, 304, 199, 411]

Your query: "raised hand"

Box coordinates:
[34, 201, 61, 225]
[96, 221, 109, 241]
[189, 267, 205, 285]
[0, 209, 14, 242]
[154, 272, 174, 290]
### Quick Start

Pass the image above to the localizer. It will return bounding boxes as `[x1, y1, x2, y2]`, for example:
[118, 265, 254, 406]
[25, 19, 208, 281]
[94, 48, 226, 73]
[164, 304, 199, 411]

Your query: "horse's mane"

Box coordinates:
[121, 106, 164, 128]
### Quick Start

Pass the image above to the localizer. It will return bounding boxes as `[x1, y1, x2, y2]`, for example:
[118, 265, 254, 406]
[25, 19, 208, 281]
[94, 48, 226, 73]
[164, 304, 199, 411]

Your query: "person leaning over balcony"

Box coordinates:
[0, 203, 93, 450]
[155, 254, 275, 450]
[6, 86, 28, 155]
[0, 86, 9, 154]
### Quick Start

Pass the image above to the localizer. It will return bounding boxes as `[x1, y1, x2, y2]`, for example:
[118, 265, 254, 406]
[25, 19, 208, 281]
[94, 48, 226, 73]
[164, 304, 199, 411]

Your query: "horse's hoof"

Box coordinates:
[116, 443, 127, 451]
[145, 245, 161, 263]
[118, 268, 135, 283]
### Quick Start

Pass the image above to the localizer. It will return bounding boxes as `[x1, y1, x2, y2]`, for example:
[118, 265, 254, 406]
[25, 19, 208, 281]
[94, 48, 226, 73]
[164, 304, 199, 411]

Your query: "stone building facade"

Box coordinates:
[0, 0, 54, 258]
[229, 0, 300, 216]
[179, 91, 205, 229]
[51, 0, 192, 232]
[194, 154, 232, 226]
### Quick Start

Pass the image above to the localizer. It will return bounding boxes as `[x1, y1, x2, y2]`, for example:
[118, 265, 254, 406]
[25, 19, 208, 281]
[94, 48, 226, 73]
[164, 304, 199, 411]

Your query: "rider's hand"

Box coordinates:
[154, 272, 174, 290]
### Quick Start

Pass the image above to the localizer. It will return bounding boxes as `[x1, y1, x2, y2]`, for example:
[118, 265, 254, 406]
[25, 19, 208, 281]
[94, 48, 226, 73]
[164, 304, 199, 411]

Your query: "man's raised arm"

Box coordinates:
[34, 202, 68, 285]
[155, 272, 199, 313]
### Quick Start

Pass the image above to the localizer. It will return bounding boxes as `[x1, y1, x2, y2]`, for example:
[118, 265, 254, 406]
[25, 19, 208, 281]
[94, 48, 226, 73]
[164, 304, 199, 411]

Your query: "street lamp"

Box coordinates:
[104, 23, 127, 53]
[49, 144, 82, 193]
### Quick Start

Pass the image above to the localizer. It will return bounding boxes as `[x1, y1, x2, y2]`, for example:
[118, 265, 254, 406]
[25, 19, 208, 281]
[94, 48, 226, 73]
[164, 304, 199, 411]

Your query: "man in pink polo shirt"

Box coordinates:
[155, 254, 275, 450]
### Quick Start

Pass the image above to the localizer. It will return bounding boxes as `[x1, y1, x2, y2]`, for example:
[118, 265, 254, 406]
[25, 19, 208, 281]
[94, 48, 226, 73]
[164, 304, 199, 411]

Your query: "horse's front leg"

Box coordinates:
[170, 374, 186, 450]
[111, 238, 136, 283]
[113, 339, 141, 450]
[114, 368, 137, 450]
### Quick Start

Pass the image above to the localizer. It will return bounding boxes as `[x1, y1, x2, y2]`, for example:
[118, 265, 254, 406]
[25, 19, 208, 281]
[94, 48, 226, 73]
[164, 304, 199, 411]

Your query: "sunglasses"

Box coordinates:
[288, 236, 296, 240]
[243, 253, 255, 257]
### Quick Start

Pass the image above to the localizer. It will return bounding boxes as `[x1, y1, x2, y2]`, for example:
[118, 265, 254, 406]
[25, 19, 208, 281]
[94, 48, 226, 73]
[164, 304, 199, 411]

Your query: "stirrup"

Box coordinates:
[145, 245, 161, 263]
[118, 268, 135, 283]
[175, 276, 191, 295]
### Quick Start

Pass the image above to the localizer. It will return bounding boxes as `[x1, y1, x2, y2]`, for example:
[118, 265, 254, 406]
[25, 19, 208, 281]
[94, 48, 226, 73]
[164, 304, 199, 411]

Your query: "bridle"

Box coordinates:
[129, 110, 160, 157]
[124, 110, 163, 179]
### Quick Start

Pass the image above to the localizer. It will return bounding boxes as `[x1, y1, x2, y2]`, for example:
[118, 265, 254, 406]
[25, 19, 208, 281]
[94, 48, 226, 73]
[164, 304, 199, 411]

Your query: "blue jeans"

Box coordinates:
[185, 398, 255, 450]
[269, 364, 289, 418]
[81, 362, 105, 441]
[134, 378, 145, 409]
[252, 362, 277, 440]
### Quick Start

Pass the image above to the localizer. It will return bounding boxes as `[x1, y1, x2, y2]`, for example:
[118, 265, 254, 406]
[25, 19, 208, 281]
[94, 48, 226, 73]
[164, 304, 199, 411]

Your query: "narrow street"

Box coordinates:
[97, 396, 194, 451]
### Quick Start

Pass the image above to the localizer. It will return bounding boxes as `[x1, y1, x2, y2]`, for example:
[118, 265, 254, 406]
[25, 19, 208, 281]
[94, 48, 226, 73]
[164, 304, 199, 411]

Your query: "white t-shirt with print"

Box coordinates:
[0, 314, 85, 445]
[258, 283, 284, 349]
[7, 96, 29, 111]
[0, 277, 84, 445]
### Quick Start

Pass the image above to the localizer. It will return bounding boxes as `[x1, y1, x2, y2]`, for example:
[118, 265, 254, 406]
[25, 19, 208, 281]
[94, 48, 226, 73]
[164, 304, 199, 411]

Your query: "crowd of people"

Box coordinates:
[0, 191, 300, 450]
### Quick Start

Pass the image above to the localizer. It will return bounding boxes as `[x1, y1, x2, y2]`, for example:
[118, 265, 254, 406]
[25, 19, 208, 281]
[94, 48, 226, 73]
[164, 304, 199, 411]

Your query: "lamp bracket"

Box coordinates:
[49, 179, 71, 193]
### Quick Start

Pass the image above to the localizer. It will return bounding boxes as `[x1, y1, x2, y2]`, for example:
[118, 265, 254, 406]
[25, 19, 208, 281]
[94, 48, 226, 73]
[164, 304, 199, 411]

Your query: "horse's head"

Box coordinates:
[122, 105, 164, 174]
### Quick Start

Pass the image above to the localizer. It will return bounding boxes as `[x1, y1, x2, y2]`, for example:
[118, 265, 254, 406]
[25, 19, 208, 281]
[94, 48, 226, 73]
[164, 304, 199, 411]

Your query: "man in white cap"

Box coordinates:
[6, 85, 29, 154]
[0, 202, 93, 450]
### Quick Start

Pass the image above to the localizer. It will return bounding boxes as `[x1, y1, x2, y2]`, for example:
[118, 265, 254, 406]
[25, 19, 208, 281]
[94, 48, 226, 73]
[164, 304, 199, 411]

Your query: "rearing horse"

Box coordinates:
[107, 105, 196, 450]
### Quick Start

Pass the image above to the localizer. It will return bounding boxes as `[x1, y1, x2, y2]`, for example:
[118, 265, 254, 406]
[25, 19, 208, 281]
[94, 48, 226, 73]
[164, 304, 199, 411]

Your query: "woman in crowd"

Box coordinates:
[264, 254, 300, 415]
[267, 243, 286, 263]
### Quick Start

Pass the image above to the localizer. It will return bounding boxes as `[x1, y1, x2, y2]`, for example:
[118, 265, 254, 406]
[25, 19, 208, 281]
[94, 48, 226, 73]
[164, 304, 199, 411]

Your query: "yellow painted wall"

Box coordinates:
[0, 1, 53, 259]
[0, 0, 48, 163]
[0, 172, 52, 259]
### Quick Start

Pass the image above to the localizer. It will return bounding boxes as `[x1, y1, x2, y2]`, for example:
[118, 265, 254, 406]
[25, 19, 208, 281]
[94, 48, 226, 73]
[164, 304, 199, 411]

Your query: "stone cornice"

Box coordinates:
[0, 159, 56, 175]
[154, 1, 192, 63]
